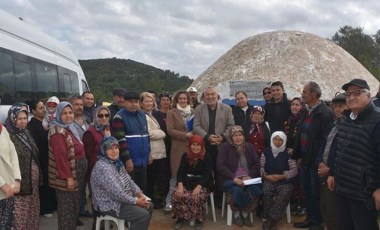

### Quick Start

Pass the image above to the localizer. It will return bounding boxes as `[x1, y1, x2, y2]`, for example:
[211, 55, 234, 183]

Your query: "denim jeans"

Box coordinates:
[300, 165, 323, 224]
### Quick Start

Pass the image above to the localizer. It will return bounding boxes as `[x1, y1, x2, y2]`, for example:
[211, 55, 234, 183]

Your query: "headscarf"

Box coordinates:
[229, 125, 249, 173]
[228, 125, 246, 155]
[98, 136, 124, 171]
[52, 101, 82, 142]
[187, 135, 206, 166]
[93, 106, 111, 132]
[270, 131, 287, 155]
[4, 103, 29, 133]
[249, 106, 265, 135]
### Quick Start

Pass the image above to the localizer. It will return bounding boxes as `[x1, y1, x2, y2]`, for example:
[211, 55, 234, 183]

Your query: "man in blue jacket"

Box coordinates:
[112, 91, 152, 192]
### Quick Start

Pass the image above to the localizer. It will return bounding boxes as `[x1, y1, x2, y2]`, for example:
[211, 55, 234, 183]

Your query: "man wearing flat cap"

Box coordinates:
[111, 91, 152, 193]
[108, 88, 127, 122]
[327, 79, 380, 230]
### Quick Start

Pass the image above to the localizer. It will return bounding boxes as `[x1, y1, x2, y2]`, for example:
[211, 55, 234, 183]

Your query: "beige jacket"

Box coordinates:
[146, 114, 166, 160]
[0, 127, 21, 200]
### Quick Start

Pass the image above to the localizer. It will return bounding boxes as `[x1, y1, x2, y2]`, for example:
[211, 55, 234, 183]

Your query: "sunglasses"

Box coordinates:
[97, 114, 110, 119]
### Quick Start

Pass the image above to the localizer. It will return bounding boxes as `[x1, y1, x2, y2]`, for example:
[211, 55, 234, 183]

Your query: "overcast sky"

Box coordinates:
[2, 0, 380, 78]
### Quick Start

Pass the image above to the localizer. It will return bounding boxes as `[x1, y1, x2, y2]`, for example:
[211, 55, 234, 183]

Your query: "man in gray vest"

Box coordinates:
[327, 79, 380, 230]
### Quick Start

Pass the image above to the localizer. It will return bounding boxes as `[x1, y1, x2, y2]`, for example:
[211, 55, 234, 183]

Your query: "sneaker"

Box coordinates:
[195, 219, 203, 230]
[234, 215, 244, 227]
[174, 218, 184, 229]
[243, 214, 252, 227]
[164, 204, 172, 212]
[43, 213, 53, 218]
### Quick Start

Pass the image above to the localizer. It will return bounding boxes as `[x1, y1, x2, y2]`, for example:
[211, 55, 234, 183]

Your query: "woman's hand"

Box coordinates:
[125, 159, 134, 173]
[1, 183, 14, 198]
[175, 183, 184, 197]
[233, 177, 244, 187]
[287, 148, 293, 156]
[241, 176, 251, 181]
[191, 185, 202, 197]
[136, 196, 150, 209]
[67, 177, 76, 191]
[13, 181, 20, 194]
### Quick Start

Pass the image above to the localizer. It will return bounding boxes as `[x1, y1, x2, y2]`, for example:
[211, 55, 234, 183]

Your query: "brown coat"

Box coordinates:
[166, 108, 193, 178]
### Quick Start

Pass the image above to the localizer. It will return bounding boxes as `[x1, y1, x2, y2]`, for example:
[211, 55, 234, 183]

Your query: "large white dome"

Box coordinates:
[192, 30, 379, 101]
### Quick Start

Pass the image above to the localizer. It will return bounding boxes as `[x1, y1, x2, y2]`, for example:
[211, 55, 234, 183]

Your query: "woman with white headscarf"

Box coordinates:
[260, 131, 298, 230]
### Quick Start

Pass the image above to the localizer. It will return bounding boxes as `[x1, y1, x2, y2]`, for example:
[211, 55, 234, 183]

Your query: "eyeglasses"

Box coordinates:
[263, 91, 271, 95]
[97, 114, 110, 118]
[344, 89, 367, 98]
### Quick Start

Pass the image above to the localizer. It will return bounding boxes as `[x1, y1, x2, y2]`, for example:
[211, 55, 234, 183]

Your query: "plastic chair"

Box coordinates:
[95, 215, 130, 230]
[222, 192, 253, 226]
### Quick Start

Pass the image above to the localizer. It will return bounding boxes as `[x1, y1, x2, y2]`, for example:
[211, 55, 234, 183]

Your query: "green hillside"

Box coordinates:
[79, 58, 193, 102]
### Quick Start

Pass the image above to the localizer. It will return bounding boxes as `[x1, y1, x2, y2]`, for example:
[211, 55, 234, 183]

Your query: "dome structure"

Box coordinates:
[192, 30, 379, 101]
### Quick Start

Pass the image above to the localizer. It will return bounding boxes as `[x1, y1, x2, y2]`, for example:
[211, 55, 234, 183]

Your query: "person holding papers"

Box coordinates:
[216, 125, 261, 227]
[260, 131, 298, 230]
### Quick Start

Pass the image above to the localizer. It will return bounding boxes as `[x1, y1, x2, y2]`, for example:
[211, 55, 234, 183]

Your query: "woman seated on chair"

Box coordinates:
[172, 135, 212, 230]
[216, 125, 262, 227]
[91, 136, 153, 230]
[260, 131, 297, 230]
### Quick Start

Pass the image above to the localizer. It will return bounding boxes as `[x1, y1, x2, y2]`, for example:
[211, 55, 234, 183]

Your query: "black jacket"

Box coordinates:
[334, 102, 380, 201]
[292, 101, 335, 168]
[264, 93, 291, 132]
[232, 104, 253, 139]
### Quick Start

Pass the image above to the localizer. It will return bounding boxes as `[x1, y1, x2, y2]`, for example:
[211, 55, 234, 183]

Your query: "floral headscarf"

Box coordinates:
[4, 103, 29, 133]
[270, 131, 287, 154]
[93, 106, 111, 132]
[98, 136, 124, 171]
[187, 135, 206, 166]
[52, 101, 82, 142]
[228, 125, 246, 151]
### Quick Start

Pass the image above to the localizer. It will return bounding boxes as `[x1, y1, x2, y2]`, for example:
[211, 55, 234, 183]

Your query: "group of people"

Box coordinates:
[1, 78, 380, 230]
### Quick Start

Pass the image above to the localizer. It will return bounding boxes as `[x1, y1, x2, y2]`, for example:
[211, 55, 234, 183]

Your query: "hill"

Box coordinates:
[79, 58, 193, 102]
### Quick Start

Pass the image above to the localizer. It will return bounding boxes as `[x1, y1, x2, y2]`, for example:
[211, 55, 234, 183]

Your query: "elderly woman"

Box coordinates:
[91, 136, 153, 230]
[217, 125, 261, 227]
[165, 90, 193, 211]
[27, 99, 57, 217]
[0, 118, 21, 229]
[5, 103, 40, 230]
[48, 101, 87, 230]
[172, 135, 212, 230]
[82, 106, 111, 228]
[248, 106, 271, 158]
[260, 131, 298, 230]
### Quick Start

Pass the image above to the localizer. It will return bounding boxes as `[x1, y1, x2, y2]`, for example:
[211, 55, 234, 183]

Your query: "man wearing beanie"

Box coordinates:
[327, 79, 380, 230]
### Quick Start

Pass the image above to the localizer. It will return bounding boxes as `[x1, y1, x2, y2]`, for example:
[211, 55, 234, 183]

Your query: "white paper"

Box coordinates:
[243, 177, 262, 185]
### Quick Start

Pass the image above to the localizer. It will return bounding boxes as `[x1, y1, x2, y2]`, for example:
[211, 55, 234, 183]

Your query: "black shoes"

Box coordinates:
[293, 219, 311, 228]
[242, 214, 252, 227]
[174, 218, 184, 229]
[194, 219, 203, 230]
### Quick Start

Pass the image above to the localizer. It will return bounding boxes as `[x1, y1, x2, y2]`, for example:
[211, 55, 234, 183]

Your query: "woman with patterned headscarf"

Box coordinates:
[217, 125, 261, 227]
[260, 131, 297, 230]
[91, 136, 153, 230]
[48, 101, 87, 230]
[5, 103, 40, 230]
[171, 135, 212, 230]
[82, 106, 111, 229]
[248, 105, 271, 158]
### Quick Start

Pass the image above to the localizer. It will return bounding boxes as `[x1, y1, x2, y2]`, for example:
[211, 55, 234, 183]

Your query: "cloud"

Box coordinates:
[1, 0, 379, 78]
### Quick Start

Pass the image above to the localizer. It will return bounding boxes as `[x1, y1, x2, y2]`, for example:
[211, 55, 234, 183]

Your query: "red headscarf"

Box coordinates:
[187, 135, 206, 166]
